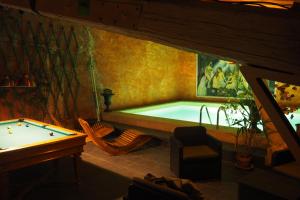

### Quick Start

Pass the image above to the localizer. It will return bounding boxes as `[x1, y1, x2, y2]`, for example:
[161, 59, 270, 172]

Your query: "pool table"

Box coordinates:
[0, 118, 86, 174]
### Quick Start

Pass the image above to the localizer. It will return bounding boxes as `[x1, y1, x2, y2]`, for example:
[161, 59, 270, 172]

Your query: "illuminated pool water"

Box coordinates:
[121, 101, 300, 130]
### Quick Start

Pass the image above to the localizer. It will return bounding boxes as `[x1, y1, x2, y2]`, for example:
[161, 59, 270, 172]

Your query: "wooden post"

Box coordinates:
[240, 65, 300, 164]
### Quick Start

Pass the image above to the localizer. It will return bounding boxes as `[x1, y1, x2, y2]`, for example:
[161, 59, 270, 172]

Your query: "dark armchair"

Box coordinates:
[170, 126, 222, 180]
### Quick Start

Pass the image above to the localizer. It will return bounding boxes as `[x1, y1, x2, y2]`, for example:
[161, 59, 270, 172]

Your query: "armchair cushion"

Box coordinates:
[183, 145, 218, 161]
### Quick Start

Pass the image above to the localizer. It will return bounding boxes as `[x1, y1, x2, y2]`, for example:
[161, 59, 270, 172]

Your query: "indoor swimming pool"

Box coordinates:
[121, 101, 300, 130]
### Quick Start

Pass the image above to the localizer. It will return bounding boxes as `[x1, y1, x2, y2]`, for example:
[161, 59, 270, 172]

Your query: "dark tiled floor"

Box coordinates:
[7, 129, 275, 200]
[82, 140, 256, 200]
[8, 158, 131, 200]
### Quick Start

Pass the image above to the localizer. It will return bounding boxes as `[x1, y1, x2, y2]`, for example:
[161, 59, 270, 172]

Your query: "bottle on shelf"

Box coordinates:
[0, 75, 12, 87]
[17, 73, 31, 87]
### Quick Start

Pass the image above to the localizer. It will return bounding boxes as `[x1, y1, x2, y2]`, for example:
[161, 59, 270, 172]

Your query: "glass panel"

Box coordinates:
[271, 80, 300, 132]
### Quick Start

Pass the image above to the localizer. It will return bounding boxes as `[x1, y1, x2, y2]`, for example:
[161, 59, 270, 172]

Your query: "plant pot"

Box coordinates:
[235, 153, 253, 170]
[101, 89, 114, 112]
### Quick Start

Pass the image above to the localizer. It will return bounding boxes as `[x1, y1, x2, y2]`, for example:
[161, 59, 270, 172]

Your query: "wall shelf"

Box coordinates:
[0, 86, 37, 88]
[0, 8, 88, 122]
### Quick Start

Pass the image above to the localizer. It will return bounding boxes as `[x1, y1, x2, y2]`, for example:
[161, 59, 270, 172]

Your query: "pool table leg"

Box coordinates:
[0, 173, 9, 200]
[73, 154, 81, 184]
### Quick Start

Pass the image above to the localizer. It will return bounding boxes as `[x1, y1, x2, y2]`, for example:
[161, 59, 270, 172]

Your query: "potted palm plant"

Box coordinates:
[225, 89, 264, 170]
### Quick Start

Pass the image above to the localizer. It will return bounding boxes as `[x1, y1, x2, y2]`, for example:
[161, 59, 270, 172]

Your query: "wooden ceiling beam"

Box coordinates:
[0, 0, 300, 75]
[241, 65, 300, 164]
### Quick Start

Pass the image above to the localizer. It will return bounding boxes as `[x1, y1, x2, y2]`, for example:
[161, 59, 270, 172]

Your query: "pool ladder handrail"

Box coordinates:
[199, 105, 212, 125]
[216, 106, 230, 129]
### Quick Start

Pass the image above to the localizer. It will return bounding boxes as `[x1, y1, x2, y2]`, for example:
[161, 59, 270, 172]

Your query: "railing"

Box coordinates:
[216, 106, 230, 129]
[199, 105, 212, 125]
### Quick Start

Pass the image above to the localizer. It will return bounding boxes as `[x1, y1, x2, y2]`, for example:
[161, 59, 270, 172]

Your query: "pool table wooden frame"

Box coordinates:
[0, 118, 87, 174]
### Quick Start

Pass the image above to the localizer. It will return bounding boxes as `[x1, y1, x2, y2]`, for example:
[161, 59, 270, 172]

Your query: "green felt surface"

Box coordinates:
[0, 119, 74, 150]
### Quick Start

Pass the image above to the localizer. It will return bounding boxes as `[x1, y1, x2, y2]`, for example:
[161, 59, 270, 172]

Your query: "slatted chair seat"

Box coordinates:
[91, 121, 114, 138]
[106, 129, 152, 152]
[109, 129, 142, 146]
[78, 118, 152, 156]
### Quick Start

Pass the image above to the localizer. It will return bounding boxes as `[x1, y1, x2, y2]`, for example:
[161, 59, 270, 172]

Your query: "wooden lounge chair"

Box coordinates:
[49, 113, 114, 139]
[78, 118, 153, 156]
[90, 120, 115, 139]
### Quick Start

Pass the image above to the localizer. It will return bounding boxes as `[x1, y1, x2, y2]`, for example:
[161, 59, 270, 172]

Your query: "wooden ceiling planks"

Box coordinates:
[139, 1, 300, 73]
[0, 0, 299, 74]
[217, 0, 294, 9]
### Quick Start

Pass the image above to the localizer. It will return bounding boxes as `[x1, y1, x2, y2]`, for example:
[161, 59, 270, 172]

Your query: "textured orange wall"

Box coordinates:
[91, 28, 197, 110]
[177, 52, 198, 100]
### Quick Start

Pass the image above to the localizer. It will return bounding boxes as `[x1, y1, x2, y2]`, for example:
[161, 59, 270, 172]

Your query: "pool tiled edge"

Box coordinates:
[102, 111, 268, 150]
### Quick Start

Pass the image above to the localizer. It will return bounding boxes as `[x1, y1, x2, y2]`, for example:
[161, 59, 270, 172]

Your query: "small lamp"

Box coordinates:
[1, 75, 11, 87]
[17, 73, 31, 87]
